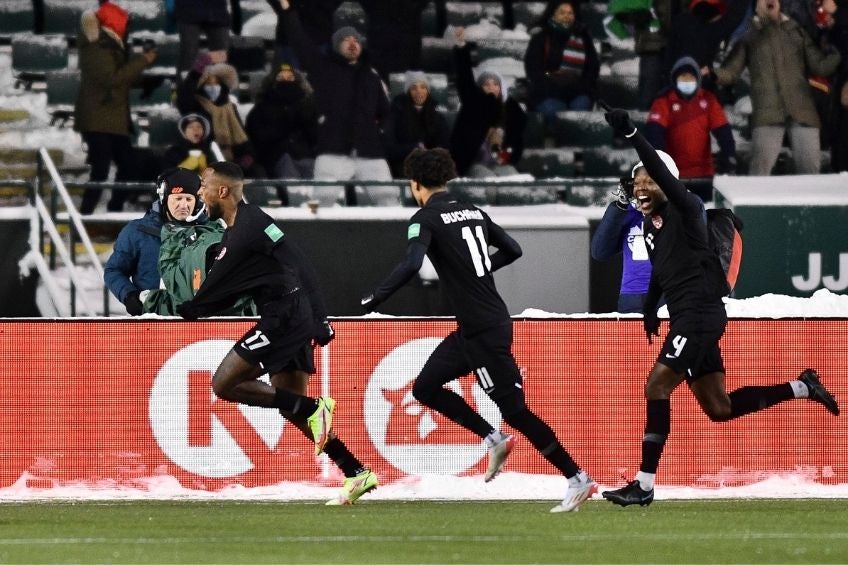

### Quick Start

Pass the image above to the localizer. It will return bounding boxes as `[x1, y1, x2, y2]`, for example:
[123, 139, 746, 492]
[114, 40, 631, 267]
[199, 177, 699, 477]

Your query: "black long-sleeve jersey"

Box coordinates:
[180, 202, 327, 320]
[371, 192, 522, 334]
[631, 132, 729, 316]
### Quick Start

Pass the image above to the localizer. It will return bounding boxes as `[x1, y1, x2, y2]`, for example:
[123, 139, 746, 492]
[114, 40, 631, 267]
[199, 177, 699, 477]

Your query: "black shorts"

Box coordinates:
[658, 301, 727, 382]
[233, 293, 315, 375]
[418, 323, 523, 401]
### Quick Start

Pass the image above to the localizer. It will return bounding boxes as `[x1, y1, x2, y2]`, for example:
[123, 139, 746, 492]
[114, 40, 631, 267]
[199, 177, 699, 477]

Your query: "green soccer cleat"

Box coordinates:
[307, 396, 336, 455]
[325, 469, 379, 506]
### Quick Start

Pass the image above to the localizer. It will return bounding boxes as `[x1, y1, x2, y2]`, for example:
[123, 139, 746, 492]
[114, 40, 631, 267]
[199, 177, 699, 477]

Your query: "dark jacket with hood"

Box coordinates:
[665, 0, 749, 72]
[280, 7, 390, 159]
[523, 17, 600, 105]
[104, 205, 164, 303]
[383, 92, 450, 177]
[450, 43, 527, 176]
[163, 113, 217, 171]
[245, 68, 319, 172]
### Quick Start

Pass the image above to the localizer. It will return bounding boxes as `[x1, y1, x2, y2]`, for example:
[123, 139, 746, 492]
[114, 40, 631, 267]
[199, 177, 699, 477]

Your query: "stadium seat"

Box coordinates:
[421, 37, 454, 74]
[513, 2, 546, 29]
[145, 108, 182, 149]
[581, 147, 639, 177]
[421, 2, 441, 37]
[476, 38, 529, 62]
[45, 70, 80, 126]
[445, 2, 503, 28]
[12, 34, 69, 90]
[579, 2, 608, 39]
[0, 0, 35, 39]
[130, 76, 174, 112]
[596, 73, 640, 109]
[522, 111, 546, 149]
[517, 149, 576, 178]
[126, 0, 168, 33]
[43, 0, 86, 37]
[550, 111, 612, 147]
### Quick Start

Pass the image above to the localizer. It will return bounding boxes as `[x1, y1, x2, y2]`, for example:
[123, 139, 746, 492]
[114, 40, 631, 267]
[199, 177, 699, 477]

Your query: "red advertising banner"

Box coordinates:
[0, 319, 845, 491]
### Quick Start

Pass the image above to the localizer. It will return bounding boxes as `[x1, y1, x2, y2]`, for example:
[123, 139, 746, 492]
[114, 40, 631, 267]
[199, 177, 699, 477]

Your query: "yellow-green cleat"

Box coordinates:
[307, 396, 336, 455]
[326, 469, 379, 506]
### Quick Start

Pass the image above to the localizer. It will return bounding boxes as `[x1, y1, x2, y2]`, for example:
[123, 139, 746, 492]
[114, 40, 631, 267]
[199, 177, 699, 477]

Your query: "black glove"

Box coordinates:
[313, 319, 335, 347]
[123, 291, 143, 316]
[718, 155, 737, 175]
[613, 177, 633, 210]
[176, 302, 200, 320]
[604, 108, 637, 138]
[361, 292, 381, 313]
[643, 309, 660, 344]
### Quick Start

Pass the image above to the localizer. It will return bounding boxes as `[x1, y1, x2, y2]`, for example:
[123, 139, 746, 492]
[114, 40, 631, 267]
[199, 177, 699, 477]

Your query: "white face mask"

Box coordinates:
[203, 84, 222, 100]
[676, 80, 698, 96]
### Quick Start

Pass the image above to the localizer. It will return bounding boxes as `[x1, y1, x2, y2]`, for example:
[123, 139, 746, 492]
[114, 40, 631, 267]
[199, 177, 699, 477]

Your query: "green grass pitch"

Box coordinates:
[0, 499, 846, 563]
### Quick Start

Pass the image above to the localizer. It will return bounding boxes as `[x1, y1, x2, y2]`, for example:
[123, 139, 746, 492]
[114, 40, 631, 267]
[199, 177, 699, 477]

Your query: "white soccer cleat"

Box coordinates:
[550, 473, 598, 513]
[484, 433, 516, 482]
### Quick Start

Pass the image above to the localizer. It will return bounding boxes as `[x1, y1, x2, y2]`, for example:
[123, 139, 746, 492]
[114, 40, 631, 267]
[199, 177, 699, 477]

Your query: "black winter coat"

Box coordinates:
[383, 93, 451, 177]
[523, 21, 600, 105]
[450, 44, 527, 176]
[280, 8, 390, 159]
[245, 81, 318, 172]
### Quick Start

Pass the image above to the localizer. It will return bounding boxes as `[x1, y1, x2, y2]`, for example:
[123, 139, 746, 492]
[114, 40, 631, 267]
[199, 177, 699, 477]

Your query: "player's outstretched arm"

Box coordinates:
[361, 241, 428, 312]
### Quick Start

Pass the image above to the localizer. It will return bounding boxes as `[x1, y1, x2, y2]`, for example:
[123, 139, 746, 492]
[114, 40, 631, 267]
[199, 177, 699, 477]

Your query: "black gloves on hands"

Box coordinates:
[613, 177, 634, 210]
[604, 108, 637, 138]
[643, 309, 660, 344]
[123, 291, 143, 316]
[313, 319, 335, 347]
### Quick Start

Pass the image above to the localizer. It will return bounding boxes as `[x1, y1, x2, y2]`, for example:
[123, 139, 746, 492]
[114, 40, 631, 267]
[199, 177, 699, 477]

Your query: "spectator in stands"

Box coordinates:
[246, 63, 318, 180]
[278, 0, 395, 205]
[75, 2, 156, 215]
[105, 168, 204, 316]
[451, 27, 527, 178]
[163, 114, 217, 173]
[645, 56, 736, 201]
[714, 0, 841, 174]
[360, 0, 430, 81]
[665, 0, 749, 88]
[591, 177, 652, 313]
[826, 0, 848, 171]
[265, 0, 343, 69]
[176, 53, 264, 178]
[383, 71, 451, 178]
[606, 0, 683, 110]
[523, 0, 600, 124]
[173, 0, 240, 79]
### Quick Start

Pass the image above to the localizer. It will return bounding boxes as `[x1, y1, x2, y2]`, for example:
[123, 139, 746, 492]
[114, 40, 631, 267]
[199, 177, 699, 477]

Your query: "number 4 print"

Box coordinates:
[462, 225, 491, 277]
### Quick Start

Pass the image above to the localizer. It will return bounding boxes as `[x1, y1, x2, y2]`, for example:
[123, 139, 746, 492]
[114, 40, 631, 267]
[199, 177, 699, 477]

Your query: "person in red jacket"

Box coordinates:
[644, 56, 736, 202]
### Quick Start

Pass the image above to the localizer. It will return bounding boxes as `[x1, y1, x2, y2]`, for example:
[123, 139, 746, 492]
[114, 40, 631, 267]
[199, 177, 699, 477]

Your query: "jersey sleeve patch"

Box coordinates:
[264, 224, 284, 242]
[407, 223, 421, 239]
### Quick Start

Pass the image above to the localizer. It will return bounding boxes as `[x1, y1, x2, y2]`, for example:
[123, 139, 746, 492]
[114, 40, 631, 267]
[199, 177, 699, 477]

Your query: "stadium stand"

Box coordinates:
[12, 34, 69, 90]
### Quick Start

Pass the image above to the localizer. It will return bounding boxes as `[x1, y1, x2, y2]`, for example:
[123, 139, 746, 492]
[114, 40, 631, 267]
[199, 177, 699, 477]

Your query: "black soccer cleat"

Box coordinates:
[602, 480, 654, 507]
[799, 369, 840, 416]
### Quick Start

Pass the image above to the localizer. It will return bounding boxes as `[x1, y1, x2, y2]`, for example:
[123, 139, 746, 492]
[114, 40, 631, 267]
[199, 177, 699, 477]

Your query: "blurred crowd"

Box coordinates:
[65, 0, 847, 213]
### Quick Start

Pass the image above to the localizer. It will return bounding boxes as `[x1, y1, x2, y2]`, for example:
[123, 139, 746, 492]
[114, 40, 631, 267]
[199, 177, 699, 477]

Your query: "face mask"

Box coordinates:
[676, 80, 697, 96]
[203, 84, 221, 100]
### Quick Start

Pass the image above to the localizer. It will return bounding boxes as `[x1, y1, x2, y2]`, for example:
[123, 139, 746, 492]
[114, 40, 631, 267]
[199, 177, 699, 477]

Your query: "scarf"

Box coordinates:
[196, 97, 249, 160]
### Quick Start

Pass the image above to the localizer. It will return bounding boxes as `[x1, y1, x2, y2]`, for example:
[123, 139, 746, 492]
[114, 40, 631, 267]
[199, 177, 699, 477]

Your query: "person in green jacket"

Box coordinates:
[141, 167, 256, 316]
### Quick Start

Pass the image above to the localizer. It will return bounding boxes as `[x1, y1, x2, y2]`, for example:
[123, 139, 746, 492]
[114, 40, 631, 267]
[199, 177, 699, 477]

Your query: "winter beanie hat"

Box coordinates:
[476, 71, 502, 90]
[332, 26, 364, 53]
[632, 150, 680, 179]
[404, 71, 429, 93]
[156, 167, 202, 219]
[96, 2, 129, 38]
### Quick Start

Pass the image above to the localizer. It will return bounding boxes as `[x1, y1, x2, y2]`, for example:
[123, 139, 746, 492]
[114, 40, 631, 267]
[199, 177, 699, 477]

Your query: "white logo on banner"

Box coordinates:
[364, 338, 501, 475]
[149, 340, 285, 478]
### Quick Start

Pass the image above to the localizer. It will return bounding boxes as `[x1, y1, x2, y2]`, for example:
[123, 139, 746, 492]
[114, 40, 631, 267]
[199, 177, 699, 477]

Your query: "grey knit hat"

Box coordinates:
[332, 26, 365, 53]
[404, 71, 429, 93]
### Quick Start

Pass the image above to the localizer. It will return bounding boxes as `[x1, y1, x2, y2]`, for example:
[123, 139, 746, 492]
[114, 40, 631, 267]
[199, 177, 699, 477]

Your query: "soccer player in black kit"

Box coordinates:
[177, 161, 378, 505]
[600, 108, 840, 507]
[361, 148, 596, 512]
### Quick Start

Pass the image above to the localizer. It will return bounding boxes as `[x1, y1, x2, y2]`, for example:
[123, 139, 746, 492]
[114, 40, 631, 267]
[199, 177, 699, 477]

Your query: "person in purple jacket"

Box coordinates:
[591, 177, 653, 313]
